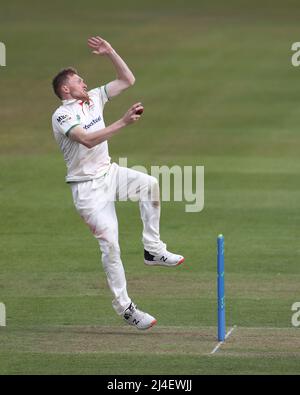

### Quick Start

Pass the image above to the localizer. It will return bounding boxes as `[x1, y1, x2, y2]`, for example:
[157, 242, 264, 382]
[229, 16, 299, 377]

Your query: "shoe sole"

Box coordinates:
[125, 318, 157, 330]
[144, 257, 185, 267]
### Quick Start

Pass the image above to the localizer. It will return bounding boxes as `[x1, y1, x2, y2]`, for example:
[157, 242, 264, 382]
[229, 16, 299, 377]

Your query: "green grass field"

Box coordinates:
[1, 0, 300, 375]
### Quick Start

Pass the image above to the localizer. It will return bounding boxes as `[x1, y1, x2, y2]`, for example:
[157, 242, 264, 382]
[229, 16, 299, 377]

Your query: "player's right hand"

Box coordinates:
[122, 103, 144, 125]
[88, 36, 113, 55]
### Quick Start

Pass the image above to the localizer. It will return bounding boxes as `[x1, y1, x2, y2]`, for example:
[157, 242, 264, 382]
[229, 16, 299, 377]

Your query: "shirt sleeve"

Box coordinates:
[100, 84, 110, 104]
[52, 110, 80, 136]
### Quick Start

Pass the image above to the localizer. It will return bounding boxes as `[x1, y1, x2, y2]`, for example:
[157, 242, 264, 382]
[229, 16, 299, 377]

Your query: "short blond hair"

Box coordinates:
[52, 67, 78, 99]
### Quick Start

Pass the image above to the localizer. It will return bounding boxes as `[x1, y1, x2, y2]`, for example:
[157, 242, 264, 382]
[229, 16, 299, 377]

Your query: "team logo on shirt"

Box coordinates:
[57, 114, 71, 125]
[83, 115, 102, 130]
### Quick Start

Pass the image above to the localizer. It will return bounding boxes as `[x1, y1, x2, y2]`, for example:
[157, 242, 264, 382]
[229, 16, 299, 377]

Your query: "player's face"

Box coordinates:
[64, 74, 89, 101]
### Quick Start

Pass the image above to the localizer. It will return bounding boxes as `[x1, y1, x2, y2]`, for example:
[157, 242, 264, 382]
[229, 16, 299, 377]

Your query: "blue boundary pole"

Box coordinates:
[217, 234, 225, 341]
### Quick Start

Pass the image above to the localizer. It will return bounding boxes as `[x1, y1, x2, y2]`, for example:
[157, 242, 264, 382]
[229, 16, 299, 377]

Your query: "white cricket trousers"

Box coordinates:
[70, 163, 166, 316]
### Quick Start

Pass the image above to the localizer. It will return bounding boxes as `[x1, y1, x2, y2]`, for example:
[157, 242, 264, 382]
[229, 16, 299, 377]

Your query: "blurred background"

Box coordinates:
[0, 0, 300, 374]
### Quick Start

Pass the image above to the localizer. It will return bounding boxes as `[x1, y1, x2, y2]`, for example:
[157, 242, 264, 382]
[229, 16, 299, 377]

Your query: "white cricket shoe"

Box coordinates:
[123, 303, 157, 330]
[144, 249, 185, 267]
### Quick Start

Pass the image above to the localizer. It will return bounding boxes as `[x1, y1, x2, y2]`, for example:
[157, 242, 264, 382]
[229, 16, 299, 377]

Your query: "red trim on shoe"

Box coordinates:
[150, 319, 157, 328]
[176, 257, 185, 266]
[142, 319, 157, 330]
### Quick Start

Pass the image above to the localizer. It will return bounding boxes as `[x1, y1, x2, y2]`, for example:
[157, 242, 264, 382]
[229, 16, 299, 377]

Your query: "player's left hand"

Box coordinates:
[88, 36, 113, 55]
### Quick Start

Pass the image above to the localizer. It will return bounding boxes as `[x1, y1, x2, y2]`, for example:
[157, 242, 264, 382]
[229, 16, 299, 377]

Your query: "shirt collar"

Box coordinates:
[62, 98, 90, 106]
[62, 98, 77, 105]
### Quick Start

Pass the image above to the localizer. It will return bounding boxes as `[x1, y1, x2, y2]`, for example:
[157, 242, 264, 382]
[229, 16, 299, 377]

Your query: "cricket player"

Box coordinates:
[51, 36, 184, 330]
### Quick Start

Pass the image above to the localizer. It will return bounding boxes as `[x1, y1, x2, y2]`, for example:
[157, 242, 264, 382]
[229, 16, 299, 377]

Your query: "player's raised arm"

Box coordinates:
[88, 36, 135, 98]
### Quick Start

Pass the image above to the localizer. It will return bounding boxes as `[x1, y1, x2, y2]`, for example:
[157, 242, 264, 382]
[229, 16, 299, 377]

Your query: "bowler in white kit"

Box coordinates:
[51, 36, 184, 330]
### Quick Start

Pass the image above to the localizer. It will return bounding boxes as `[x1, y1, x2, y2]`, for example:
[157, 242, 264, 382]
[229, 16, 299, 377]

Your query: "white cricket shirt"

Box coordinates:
[52, 86, 111, 182]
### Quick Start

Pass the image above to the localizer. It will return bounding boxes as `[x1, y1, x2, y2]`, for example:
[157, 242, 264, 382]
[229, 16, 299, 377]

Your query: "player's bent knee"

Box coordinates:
[148, 176, 160, 204]
[99, 240, 121, 264]
[147, 175, 158, 186]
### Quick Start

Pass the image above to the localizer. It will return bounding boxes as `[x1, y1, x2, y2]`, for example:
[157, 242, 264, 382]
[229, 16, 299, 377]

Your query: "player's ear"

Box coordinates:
[61, 84, 70, 95]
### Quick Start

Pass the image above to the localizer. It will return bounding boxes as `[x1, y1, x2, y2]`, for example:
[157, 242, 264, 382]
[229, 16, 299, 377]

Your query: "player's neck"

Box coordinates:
[62, 93, 89, 103]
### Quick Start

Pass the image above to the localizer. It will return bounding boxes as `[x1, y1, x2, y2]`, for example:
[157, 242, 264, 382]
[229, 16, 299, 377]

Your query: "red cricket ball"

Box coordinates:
[135, 107, 144, 115]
